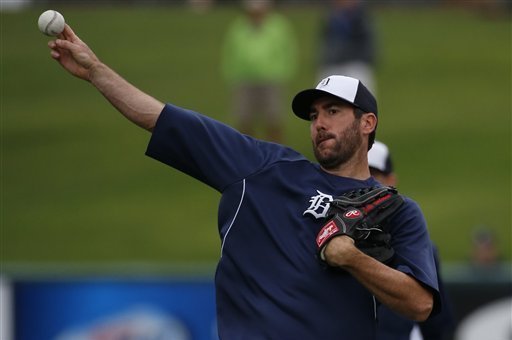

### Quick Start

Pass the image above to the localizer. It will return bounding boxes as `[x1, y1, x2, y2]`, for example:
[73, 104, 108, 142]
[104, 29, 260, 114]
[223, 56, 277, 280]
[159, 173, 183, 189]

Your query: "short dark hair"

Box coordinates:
[354, 108, 376, 150]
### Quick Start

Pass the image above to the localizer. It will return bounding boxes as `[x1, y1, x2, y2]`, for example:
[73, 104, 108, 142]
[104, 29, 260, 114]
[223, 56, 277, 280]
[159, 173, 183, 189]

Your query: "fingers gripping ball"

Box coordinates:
[38, 10, 65, 36]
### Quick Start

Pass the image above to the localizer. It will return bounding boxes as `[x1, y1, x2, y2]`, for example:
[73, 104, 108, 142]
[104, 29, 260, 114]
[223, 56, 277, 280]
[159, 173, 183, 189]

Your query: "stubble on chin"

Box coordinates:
[313, 140, 343, 170]
[312, 120, 362, 170]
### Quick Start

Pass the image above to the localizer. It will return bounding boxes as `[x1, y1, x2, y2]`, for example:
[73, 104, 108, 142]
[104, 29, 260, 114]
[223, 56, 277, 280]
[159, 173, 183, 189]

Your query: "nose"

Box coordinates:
[312, 111, 328, 131]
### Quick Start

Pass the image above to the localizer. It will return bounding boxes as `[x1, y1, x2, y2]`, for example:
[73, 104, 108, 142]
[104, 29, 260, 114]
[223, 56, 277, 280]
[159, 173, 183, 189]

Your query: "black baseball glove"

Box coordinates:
[316, 186, 404, 264]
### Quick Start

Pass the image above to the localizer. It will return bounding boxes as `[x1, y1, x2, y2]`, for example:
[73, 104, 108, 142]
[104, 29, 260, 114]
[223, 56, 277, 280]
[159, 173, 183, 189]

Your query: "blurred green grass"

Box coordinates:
[1, 5, 510, 267]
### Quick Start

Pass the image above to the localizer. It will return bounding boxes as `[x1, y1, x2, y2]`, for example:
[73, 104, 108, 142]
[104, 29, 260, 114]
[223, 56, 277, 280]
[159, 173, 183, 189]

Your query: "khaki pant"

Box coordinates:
[232, 83, 284, 128]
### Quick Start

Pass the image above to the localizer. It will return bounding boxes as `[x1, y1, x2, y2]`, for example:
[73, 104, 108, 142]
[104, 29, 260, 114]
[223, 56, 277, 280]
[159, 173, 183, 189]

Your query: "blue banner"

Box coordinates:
[14, 278, 217, 340]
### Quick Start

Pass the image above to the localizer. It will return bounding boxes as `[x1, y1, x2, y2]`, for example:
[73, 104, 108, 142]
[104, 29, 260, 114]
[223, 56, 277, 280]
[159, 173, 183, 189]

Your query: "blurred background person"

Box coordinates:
[317, 0, 377, 94]
[470, 227, 500, 267]
[367, 140, 396, 186]
[187, 0, 214, 13]
[369, 140, 456, 340]
[221, 0, 297, 143]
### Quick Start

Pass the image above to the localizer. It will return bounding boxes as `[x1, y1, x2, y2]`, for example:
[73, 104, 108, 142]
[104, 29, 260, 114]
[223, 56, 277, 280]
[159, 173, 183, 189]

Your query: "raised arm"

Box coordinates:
[48, 25, 164, 131]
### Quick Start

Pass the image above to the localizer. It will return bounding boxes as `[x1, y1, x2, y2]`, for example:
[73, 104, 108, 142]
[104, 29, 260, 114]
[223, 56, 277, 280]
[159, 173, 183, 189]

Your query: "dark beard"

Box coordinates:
[313, 119, 362, 170]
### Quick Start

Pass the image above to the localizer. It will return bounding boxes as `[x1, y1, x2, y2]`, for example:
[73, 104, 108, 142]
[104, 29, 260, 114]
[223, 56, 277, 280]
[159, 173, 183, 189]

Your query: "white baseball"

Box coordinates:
[38, 10, 65, 36]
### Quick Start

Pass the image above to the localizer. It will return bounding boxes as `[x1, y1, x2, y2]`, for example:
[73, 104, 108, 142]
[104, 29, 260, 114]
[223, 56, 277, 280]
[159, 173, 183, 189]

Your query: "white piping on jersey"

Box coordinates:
[220, 178, 246, 256]
[373, 295, 377, 320]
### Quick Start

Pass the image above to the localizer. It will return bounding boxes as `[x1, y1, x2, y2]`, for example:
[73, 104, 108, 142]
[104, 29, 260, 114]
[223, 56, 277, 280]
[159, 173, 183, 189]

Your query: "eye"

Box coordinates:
[309, 111, 318, 121]
[328, 107, 339, 115]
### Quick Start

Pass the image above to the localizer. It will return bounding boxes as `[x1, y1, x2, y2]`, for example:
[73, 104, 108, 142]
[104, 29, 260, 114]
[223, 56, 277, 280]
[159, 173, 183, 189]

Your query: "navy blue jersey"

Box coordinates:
[377, 245, 454, 340]
[146, 104, 440, 340]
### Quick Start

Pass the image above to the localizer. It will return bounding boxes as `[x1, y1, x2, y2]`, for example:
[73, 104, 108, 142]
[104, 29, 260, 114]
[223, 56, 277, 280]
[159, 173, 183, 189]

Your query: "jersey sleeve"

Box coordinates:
[388, 198, 442, 313]
[145, 104, 302, 192]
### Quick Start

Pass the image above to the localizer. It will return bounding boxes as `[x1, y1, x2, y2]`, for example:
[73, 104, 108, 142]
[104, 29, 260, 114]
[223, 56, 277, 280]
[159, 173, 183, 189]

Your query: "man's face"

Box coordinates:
[309, 96, 363, 170]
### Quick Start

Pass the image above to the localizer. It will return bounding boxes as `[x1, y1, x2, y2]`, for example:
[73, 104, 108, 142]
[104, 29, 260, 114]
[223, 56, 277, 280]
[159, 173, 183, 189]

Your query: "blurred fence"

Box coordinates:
[1, 264, 218, 340]
[1, 263, 511, 340]
[1, 1, 510, 339]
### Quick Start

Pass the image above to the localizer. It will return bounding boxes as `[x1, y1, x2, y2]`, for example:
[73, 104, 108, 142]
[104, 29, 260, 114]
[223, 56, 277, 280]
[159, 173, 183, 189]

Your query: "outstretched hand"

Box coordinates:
[48, 25, 100, 81]
[47, 23, 164, 131]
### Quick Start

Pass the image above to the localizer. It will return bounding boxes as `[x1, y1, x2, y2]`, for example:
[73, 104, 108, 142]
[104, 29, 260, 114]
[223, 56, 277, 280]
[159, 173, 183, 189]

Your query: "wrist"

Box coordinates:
[88, 61, 108, 84]
[323, 235, 358, 267]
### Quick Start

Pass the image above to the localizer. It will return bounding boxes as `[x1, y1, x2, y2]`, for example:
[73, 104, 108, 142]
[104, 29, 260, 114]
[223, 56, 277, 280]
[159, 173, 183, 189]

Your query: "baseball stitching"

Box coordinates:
[44, 11, 57, 35]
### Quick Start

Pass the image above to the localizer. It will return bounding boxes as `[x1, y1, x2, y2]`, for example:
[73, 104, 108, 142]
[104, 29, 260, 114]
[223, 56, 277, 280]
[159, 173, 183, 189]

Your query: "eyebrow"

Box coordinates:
[310, 100, 347, 113]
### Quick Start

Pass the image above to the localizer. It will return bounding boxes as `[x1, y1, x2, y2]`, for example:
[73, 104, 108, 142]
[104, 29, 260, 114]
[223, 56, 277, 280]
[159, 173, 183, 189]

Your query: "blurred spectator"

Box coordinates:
[470, 227, 500, 267]
[187, 0, 214, 13]
[443, 0, 512, 19]
[369, 140, 455, 340]
[221, 0, 297, 143]
[317, 0, 377, 94]
[367, 140, 396, 186]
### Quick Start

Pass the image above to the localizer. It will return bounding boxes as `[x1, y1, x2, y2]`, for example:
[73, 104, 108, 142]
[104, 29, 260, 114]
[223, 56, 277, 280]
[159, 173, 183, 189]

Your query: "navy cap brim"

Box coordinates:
[292, 88, 358, 121]
[292, 89, 338, 120]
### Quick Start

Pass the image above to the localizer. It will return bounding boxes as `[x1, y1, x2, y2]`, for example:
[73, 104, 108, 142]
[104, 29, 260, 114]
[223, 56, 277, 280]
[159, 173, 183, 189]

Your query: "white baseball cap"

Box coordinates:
[368, 140, 393, 174]
[292, 75, 378, 120]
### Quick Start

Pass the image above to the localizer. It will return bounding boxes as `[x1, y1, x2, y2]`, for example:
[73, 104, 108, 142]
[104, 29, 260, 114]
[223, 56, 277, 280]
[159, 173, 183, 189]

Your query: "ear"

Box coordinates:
[360, 113, 377, 135]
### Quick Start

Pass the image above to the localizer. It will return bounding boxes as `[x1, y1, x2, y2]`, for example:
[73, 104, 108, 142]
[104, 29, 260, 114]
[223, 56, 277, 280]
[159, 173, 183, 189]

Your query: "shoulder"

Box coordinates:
[401, 195, 422, 211]
[401, 196, 425, 218]
[401, 196, 427, 226]
[386, 193, 428, 236]
[249, 140, 311, 171]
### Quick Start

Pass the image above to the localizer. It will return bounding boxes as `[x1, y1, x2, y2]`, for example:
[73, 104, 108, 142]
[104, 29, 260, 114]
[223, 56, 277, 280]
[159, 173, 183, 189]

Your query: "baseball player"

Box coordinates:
[368, 141, 455, 340]
[47, 25, 440, 339]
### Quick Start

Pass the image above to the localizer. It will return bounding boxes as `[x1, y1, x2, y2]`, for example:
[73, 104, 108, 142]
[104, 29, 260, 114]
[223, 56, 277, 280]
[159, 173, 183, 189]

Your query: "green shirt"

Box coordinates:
[221, 12, 297, 84]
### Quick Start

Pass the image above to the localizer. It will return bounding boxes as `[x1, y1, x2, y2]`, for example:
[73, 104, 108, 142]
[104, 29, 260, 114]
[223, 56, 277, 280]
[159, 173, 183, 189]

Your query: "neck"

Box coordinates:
[321, 148, 371, 180]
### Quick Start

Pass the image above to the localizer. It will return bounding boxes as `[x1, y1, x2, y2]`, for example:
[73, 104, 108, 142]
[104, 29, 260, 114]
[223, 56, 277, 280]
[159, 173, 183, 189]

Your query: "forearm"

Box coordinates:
[325, 237, 434, 321]
[49, 25, 164, 130]
[346, 253, 433, 321]
[89, 63, 164, 131]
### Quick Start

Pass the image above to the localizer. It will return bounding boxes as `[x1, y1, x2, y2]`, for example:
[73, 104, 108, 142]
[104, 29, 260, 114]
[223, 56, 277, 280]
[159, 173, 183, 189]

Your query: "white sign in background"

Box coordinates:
[0, 276, 13, 340]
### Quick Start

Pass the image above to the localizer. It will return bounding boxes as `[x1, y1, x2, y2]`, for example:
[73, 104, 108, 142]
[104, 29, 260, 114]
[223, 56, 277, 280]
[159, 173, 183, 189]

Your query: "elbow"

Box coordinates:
[410, 293, 434, 322]
[141, 115, 158, 132]
[146, 123, 155, 132]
